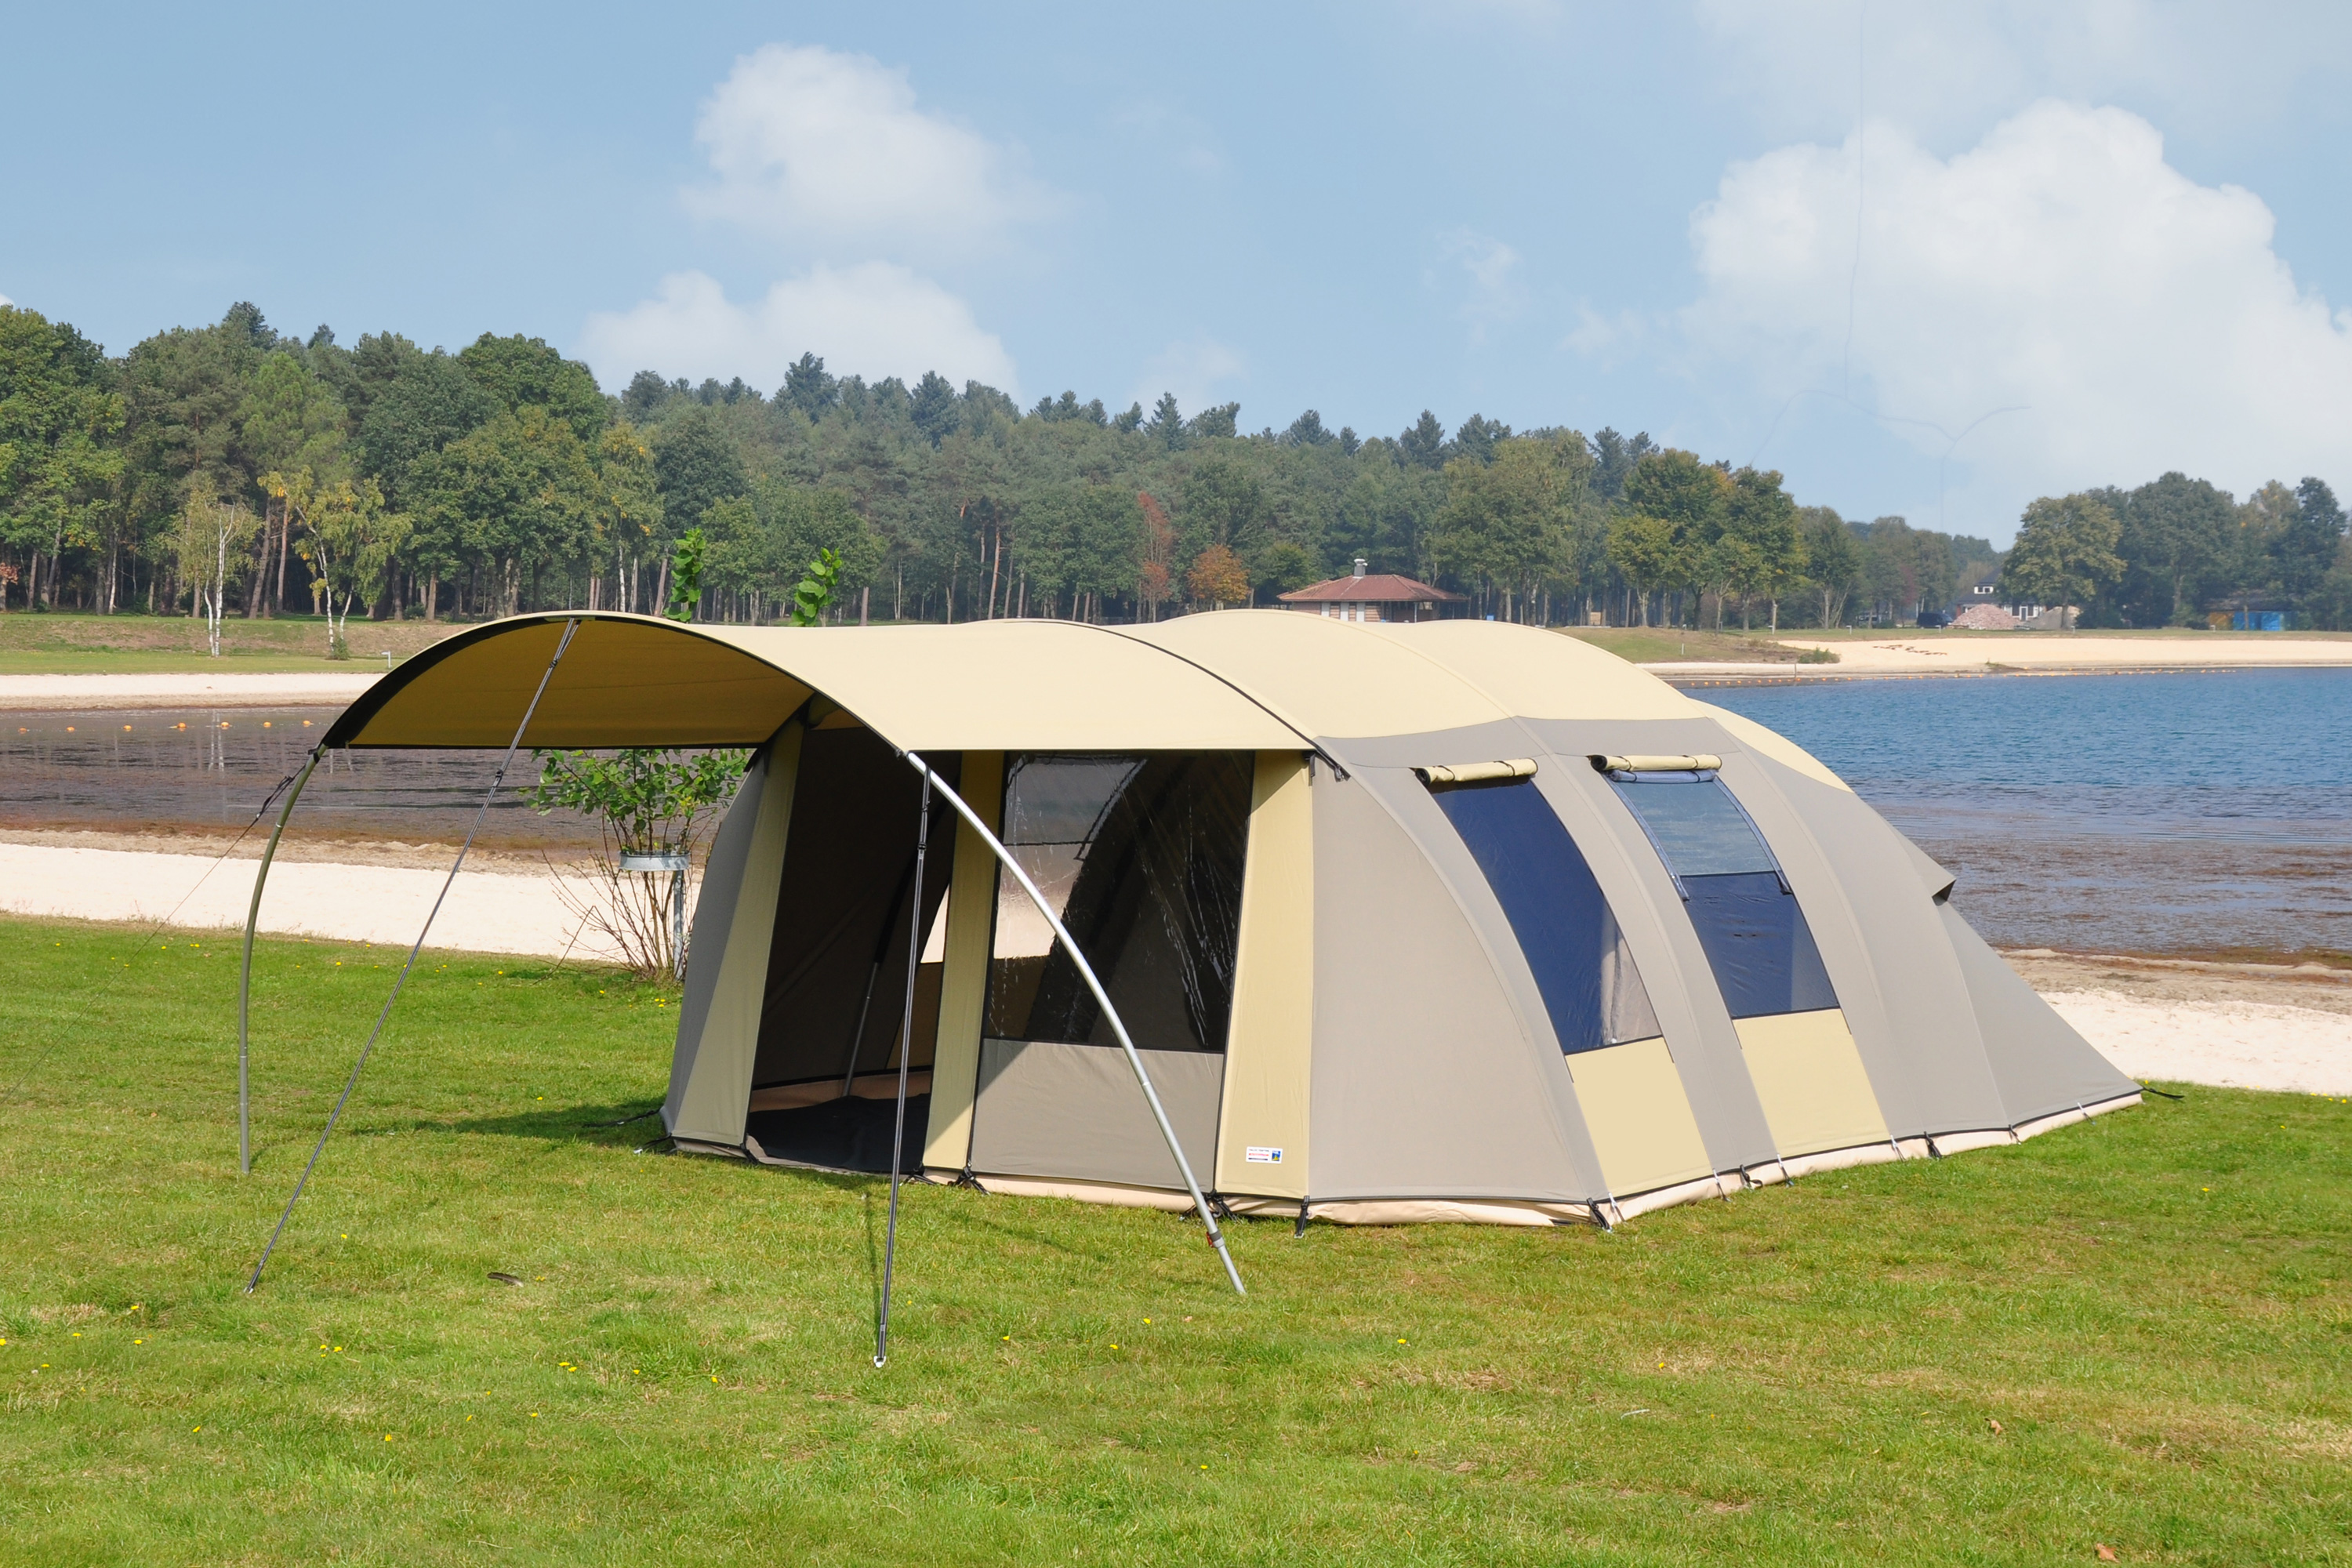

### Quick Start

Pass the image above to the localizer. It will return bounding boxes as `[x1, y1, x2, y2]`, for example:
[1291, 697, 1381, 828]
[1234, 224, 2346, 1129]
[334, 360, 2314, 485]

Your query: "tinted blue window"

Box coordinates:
[1614, 776, 1840, 1019]
[1682, 871, 1838, 1018]
[1610, 776, 1776, 876]
[1432, 779, 1653, 1054]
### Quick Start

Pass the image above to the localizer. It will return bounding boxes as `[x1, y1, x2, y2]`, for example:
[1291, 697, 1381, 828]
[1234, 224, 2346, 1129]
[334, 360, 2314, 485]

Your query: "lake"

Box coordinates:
[1701, 667, 2352, 957]
[0, 708, 601, 856]
[4, 668, 2344, 956]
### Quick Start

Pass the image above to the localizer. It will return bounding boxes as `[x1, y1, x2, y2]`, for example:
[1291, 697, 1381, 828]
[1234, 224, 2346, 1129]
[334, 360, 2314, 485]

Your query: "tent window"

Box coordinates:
[985, 752, 1252, 1054]
[1610, 772, 1838, 1019]
[1428, 777, 1660, 1054]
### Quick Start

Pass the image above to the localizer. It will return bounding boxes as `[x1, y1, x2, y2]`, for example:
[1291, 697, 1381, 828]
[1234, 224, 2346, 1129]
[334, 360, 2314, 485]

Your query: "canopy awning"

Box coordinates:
[321, 613, 1308, 753]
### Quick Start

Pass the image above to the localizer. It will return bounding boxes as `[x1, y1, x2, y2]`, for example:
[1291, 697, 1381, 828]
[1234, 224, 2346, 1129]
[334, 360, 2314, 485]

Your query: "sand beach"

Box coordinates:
[1650, 632, 2352, 680]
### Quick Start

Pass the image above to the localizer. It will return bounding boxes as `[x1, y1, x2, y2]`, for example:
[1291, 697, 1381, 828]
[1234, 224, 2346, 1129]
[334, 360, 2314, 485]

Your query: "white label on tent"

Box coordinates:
[1245, 1146, 1283, 1164]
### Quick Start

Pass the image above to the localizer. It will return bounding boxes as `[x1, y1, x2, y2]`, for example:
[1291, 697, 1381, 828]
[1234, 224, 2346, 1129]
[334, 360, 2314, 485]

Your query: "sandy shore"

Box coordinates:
[1650, 633, 2352, 680]
[0, 840, 620, 962]
[0, 672, 382, 710]
[2, 841, 2341, 1098]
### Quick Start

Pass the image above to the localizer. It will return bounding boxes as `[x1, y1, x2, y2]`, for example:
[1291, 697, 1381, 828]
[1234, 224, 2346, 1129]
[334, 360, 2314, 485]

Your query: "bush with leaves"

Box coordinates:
[525, 746, 746, 979]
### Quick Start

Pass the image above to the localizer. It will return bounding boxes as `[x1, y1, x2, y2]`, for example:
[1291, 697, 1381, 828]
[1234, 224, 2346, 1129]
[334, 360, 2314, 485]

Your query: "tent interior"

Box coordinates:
[735, 736, 1255, 1180]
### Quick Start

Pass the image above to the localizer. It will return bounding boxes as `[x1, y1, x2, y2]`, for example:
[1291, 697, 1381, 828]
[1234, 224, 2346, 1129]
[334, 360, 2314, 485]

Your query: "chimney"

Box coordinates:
[1352, 557, 1367, 579]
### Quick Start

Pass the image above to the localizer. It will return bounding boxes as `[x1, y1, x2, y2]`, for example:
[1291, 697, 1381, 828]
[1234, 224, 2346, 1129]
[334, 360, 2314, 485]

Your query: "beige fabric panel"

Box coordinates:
[698, 621, 1298, 751]
[1213, 752, 1315, 1198]
[1300, 1199, 1589, 1228]
[336, 612, 1294, 753]
[664, 724, 801, 1146]
[964, 1172, 1198, 1214]
[1563, 1037, 1715, 1197]
[969, 1040, 1223, 1191]
[1688, 700, 1853, 793]
[339, 615, 812, 749]
[1377, 620, 1704, 723]
[920, 751, 1004, 1171]
[1307, 771, 1595, 1202]
[1130, 610, 1509, 740]
[1737, 1009, 1891, 1158]
[664, 745, 768, 1139]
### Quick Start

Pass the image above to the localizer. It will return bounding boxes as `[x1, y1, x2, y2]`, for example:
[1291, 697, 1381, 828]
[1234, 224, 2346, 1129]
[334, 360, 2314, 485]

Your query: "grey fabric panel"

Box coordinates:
[1599, 909, 1660, 1044]
[664, 749, 770, 1134]
[1349, 766, 1613, 1198]
[1528, 752, 1782, 1172]
[1308, 771, 1599, 1202]
[1734, 754, 2010, 1138]
[1938, 902, 2139, 1122]
[1323, 719, 1546, 774]
[969, 1039, 1222, 1189]
[1901, 837, 1958, 902]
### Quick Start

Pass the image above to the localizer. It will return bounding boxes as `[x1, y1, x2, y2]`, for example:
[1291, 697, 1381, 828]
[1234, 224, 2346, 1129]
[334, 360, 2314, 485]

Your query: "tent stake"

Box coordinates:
[238, 744, 325, 1175]
[875, 766, 931, 1367]
[902, 753, 1246, 1297]
[245, 619, 579, 1294]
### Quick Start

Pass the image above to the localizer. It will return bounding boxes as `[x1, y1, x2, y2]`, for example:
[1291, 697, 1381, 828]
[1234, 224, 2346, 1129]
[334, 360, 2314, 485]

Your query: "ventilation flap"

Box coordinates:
[1415, 758, 1537, 786]
[1592, 753, 1721, 775]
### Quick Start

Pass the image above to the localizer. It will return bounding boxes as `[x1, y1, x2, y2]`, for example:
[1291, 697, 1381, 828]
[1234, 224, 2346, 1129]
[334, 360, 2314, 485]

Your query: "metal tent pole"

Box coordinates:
[238, 744, 325, 1174]
[901, 752, 1245, 1297]
[245, 619, 579, 1294]
[874, 764, 931, 1367]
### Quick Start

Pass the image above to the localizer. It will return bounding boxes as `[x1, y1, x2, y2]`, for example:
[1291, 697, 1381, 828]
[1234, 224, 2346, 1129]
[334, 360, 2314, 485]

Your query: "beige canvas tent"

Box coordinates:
[323, 609, 2139, 1229]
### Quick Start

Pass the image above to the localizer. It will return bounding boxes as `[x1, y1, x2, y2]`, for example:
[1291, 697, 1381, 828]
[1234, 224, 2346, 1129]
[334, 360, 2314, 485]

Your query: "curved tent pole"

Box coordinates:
[238, 743, 325, 1174]
[901, 750, 1246, 1297]
[874, 764, 932, 1367]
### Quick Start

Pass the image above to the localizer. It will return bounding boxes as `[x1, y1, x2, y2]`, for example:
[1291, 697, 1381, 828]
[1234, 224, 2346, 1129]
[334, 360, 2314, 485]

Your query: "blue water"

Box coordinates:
[1702, 668, 2352, 956]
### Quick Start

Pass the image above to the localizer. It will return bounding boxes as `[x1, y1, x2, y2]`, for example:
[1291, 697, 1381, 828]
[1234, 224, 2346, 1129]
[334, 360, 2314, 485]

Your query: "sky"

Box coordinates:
[6, 1, 2352, 545]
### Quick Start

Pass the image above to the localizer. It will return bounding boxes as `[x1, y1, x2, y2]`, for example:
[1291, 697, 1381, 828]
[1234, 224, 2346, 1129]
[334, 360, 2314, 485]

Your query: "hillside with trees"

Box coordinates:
[4, 302, 2347, 633]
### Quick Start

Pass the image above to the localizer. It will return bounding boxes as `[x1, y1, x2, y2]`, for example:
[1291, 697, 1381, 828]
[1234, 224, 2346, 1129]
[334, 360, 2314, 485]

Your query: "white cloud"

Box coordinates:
[1439, 229, 1523, 340]
[684, 42, 1052, 252]
[1130, 338, 1245, 418]
[1682, 100, 2352, 533]
[1694, 1, 2352, 147]
[578, 265, 1019, 396]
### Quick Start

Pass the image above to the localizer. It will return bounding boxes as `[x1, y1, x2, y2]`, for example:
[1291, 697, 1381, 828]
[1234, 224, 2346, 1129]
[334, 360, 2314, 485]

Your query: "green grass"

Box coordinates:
[0, 913, 2345, 1565]
[1564, 628, 1813, 664]
[0, 612, 459, 674]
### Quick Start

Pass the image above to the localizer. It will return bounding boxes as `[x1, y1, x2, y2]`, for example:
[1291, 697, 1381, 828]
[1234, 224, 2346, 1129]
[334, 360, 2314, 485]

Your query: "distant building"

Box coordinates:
[1277, 559, 1465, 623]
[1946, 571, 2066, 629]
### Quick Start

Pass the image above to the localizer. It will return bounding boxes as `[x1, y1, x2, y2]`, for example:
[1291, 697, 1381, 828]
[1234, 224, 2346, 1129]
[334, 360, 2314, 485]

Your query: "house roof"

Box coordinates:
[1277, 572, 1464, 604]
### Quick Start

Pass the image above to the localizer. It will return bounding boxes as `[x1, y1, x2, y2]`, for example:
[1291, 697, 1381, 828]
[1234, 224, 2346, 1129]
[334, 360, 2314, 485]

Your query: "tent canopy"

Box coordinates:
[321, 609, 1773, 756]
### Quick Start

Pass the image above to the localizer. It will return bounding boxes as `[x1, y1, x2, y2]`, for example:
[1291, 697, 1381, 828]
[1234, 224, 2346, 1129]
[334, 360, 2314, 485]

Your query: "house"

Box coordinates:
[1947, 571, 2067, 630]
[1277, 560, 1465, 623]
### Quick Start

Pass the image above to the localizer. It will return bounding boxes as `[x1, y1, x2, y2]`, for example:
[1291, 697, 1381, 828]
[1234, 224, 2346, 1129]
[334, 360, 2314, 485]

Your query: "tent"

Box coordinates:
[322, 609, 2139, 1229]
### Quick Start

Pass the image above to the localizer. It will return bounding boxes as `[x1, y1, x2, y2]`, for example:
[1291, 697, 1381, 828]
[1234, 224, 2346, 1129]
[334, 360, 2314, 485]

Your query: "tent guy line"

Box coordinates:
[238, 743, 325, 1174]
[242, 619, 580, 1295]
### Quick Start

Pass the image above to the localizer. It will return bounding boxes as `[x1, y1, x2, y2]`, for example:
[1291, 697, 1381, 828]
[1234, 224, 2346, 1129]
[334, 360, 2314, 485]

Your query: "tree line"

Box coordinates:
[4, 300, 2348, 639]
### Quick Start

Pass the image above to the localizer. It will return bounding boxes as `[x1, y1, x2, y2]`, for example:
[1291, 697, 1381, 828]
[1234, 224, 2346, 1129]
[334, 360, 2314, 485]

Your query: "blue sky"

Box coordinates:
[7, 2, 2351, 543]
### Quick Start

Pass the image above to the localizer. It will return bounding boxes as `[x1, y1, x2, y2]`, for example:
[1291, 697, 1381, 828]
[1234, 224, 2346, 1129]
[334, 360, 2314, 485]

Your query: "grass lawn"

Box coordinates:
[0, 612, 459, 675]
[0, 913, 2345, 1566]
[1563, 628, 1826, 665]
